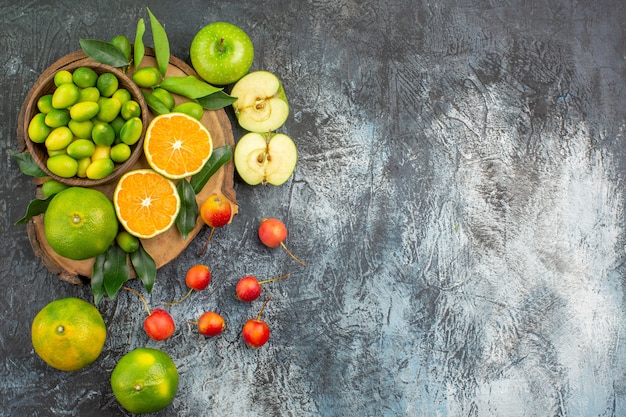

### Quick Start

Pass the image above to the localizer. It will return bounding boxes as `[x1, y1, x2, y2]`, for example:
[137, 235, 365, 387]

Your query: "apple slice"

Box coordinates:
[234, 132, 297, 185]
[231, 71, 289, 133]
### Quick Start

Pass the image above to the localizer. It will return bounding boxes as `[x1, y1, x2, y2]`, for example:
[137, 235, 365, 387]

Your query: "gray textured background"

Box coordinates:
[2, 1, 626, 416]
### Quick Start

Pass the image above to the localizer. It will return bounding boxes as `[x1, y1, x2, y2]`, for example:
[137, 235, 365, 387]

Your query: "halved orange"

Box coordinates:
[113, 169, 181, 239]
[144, 112, 213, 179]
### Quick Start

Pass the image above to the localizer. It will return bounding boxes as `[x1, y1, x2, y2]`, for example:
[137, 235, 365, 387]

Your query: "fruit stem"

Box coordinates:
[257, 295, 272, 320]
[198, 226, 216, 257]
[258, 273, 291, 285]
[124, 286, 151, 316]
[165, 288, 194, 306]
[280, 242, 306, 267]
[218, 37, 225, 53]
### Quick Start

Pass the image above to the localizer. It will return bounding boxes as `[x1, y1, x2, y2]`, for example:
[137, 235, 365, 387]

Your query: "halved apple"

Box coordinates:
[231, 71, 289, 133]
[234, 132, 297, 185]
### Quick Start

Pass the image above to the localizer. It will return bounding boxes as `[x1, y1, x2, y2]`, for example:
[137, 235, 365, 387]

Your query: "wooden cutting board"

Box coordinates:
[16, 49, 237, 285]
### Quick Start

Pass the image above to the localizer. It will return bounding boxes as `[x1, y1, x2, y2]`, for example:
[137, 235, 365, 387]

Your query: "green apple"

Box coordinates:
[230, 70, 289, 133]
[234, 132, 297, 185]
[190, 22, 254, 86]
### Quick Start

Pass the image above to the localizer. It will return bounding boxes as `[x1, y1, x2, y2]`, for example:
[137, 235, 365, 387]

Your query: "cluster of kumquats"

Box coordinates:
[22, 9, 306, 415]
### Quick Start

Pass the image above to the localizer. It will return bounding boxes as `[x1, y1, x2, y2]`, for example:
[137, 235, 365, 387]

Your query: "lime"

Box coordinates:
[131, 67, 161, 88]
[110, 143, 131, 163]
[54, 70, 73, 87]
[116, 230, 140, 253]
[44, 187, 118, 260]
[86, 158, 115, 180]
[41, 179, 69, 198]
[28, 113, 51, 143]
[110, 347, 178, 415]
[31, 297, 106, 372]
[52, 82, 80, 109]
[110, 35, 132, 61]
[72, 67, 98, 88]
[37, 94, 54, 113]
[97, 73, 119, 97]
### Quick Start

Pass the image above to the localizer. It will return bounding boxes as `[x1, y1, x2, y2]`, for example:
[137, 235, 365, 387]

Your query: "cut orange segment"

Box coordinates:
[144, 112, 213, 179]
[113, 169, 181, 239]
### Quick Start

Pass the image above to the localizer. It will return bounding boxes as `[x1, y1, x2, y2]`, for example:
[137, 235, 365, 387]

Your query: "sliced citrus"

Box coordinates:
[144, 112, 213, 179]
[113, 169, 181, 239]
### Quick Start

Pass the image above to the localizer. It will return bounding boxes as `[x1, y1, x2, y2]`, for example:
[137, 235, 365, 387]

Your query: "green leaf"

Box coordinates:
[142, 90, 171, 115]
[79, 39, 130, 67]
[176, 179, 199, 240]
[103, 245, 130, 299]
[11, 151, 46, 177]
[130, 244, 157, 293]
[147, 8, 170, 77]
[14, 195, 54, 225]
[134, 18, 146, 68]
[91, 252, 106, 306]
[196, 90, 237, 110]
[189, 146, 233, 194]
[159, 76, 222, 99]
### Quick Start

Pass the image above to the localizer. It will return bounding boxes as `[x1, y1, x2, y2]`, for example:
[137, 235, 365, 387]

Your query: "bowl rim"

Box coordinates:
[19, 57, 149, 187]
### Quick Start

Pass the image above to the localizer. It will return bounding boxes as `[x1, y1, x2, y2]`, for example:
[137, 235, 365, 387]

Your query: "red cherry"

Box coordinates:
[186, 264, 211, 291]
[242, 319, 270, 348]
[242, 296, 272, 348]
[235, 273, 290, 302]
[124, 287, 175, 341]
[196, 311, 225, 337]
[258, 218, 287, 248]
[258, 218, 306, 267]
[199, 193, 232, 256]
[144, 309, 175, 341]
[166, 264, 212, 306]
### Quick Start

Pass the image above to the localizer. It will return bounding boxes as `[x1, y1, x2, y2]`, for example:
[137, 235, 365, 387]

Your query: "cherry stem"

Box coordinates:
[165, 288, 194, 307]
[124, 286, 151, 316]
[257, 295, 272, 320]
[280, 242, 306, 267]
[258, 273, 291, 285]
[198, 226, 216, 257]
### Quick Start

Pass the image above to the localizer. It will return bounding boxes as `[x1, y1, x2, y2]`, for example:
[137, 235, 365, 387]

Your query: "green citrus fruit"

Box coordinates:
[37, 94, 54, 113]
[110, 35, 132, 61]
[41, 179, 69, 198]
[28, 113, 51, 143]
[54, 70, 73, 87]
[110, 143, 131, 163]
[31, 297, 106, 372]
[47, 154, 78, 178]
[116, 230, 140, 253]
[44, 187, 118, 260]
[97, 72, 119, 97]
[111, 347, 179, 415]
[72, 66, 98, 88]
[131, 67, 161, 88]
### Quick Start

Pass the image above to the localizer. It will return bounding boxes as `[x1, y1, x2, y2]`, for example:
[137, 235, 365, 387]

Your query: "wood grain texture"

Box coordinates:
[1, 1, 625, 416]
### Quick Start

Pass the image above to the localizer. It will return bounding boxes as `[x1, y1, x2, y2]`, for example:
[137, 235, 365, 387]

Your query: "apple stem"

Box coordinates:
[218, 37, 225, 53]
[257, 295, 272, 320]
[280, 242, 306, 267]
[124, 286, 151, 316]
[165, 288, 194, 306]
[258, 273, 291, 285]
[198, 226, 216, 257]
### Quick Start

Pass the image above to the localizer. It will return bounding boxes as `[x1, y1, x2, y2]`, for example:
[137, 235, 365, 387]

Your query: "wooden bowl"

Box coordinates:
[22, 61, 149, 187]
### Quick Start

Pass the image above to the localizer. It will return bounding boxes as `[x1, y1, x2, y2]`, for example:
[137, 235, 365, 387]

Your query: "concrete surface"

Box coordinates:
[1, 0, 625, 416]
